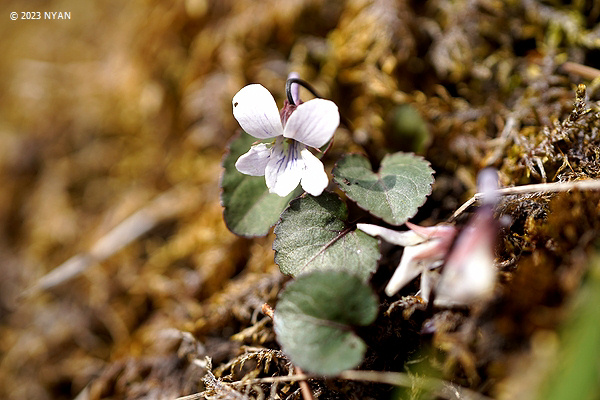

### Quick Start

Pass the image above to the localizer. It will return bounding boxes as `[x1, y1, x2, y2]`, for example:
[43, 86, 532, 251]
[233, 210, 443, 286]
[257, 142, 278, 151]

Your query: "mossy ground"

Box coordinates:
[1, 0, 600, 399]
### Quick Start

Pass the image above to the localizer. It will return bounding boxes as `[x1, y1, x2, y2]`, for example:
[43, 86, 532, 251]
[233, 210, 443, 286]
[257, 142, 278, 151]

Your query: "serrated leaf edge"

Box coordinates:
[332, 152, 434, 226]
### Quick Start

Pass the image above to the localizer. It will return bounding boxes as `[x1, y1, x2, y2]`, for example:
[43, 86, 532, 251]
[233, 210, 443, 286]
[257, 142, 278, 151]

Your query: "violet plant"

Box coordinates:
[220, 75, 496, 375]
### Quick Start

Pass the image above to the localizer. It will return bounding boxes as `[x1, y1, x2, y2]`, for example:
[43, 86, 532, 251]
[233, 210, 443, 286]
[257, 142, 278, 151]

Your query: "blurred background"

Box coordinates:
[1, 0, 599, 399]
[0, 0, 279, 398]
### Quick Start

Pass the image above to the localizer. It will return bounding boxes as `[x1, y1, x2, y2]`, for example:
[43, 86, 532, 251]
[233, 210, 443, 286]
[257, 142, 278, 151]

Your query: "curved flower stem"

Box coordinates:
[285, 78, 322, 105]
[284, 77, 351, 157]
[285, 78, 339, 157]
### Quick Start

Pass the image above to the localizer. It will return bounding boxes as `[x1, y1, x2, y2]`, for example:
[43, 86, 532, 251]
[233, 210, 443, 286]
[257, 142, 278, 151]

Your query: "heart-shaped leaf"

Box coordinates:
[273, 191, 380, 282]
[332, 152, 434, 225]
[221, 132, 301, 237]
[274, 271, 379, 375]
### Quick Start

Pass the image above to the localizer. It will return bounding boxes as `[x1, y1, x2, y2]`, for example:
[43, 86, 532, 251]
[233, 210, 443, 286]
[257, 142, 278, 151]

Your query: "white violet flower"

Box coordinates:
[232, 83, 340, 197]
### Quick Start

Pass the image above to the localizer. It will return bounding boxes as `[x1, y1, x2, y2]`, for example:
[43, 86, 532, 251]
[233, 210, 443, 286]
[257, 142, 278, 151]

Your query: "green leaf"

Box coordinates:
[332, 152, 434, 226]
[274, 271, 379, 375]
[273, 191, 380, 282]
[221, 132, 301, 237]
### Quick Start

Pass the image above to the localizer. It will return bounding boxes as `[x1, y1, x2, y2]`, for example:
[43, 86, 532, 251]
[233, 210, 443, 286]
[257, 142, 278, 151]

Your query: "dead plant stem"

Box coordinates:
[450, 179, 600, 222]
[23, 186, 197, 297]
[227, 369, 492, 400]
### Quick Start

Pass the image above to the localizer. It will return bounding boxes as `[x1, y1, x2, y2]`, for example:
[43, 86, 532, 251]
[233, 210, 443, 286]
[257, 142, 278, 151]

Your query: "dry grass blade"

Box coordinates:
[450, 179, 600, 222]
[24, 186, 198, 296]
[561, 62, 600, 80]
[228, 369, 492, 400]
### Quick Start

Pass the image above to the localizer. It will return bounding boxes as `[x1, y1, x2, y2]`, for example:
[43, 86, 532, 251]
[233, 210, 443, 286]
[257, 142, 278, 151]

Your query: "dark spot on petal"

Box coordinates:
[234, 102, 238, 107]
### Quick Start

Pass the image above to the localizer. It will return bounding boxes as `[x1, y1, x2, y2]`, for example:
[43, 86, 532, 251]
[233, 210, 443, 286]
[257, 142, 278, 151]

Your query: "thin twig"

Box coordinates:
[339, 370, 491, 400]
[229, 369, 491, 400]
[230, 373, 309, 385]
[449, 196, 478, 223]
[294, 367, 315, 400]
[561, 61, 600, 80]
[174, 394, 204, 400]
[449, 179, 600, 222]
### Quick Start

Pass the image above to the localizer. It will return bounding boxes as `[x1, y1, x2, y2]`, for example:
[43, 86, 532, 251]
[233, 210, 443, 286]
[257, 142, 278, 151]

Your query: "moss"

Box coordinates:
[2, 0, 600, 398]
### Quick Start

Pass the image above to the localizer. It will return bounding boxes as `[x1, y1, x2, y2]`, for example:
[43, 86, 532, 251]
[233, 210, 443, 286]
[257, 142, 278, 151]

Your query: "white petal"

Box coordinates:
[418, 269, 440, 303]
[477, 167, 499, 205]
[283, 98, 339, 148]
[233, 84, 284, 139]
[384, 238, 448, 297]
[436, 245, 495, 306]
[299, 149, 328, 196]
[405, 222, 458, 242]
[435, 210, 497, 306]
[357, 224, 427, 246]
[435, 243, 495, 306]
[287, 72, 300, 104]
[265, 139, 303, 197]
[235, 144, 270, 176]
[385, 245, 428, 297]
